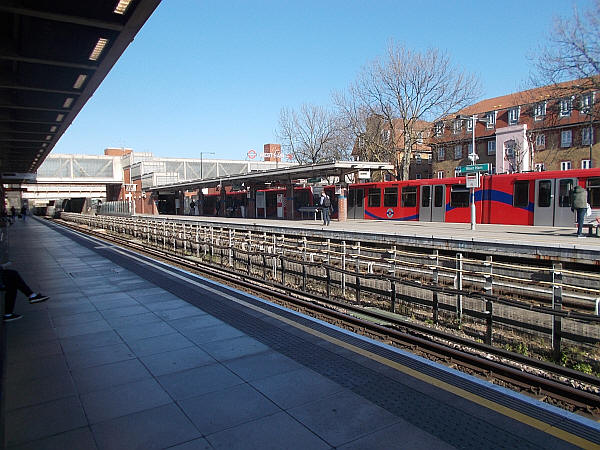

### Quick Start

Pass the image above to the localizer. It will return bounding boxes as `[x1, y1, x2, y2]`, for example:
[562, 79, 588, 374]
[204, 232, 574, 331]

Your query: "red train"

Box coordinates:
[348, 168, 600, 227]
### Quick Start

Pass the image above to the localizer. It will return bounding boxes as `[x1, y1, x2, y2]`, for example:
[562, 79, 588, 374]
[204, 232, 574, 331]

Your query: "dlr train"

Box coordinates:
[347, 168, 600, 227]
[196, 168, 599, 227]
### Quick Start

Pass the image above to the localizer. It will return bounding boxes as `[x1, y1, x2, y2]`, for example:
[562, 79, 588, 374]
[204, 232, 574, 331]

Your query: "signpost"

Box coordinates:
[458, 163, 491, 174]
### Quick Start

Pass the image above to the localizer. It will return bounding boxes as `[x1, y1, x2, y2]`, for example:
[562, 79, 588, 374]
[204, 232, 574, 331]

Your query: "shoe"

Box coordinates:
[29, 294, 49, 304]
[4, 313, 22, 322]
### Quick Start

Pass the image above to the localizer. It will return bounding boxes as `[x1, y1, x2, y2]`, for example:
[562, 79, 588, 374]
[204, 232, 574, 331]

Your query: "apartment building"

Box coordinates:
[429, 78, 598, 178]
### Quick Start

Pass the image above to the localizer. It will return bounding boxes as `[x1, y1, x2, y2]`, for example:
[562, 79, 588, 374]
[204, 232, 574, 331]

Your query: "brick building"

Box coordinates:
[430, 78, 598, 178]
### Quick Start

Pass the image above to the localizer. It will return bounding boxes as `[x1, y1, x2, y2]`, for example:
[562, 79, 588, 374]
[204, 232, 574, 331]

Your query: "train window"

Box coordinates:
[513, 180, 529, 208]
[538, 180, 552, 207]
[401, 186, 417, 207]
[587, 178, 600, 208]
[450, 185, 469, 208]
[368, 188, 381, 207]
[384, 187, 398, 207]
[558, 179, 574, 207]
[434, 185, 444, 207]
[422, 186, 431, 207]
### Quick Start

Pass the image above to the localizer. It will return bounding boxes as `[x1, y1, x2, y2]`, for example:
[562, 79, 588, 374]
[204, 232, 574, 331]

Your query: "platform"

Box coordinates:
[2, 217, 599, 449]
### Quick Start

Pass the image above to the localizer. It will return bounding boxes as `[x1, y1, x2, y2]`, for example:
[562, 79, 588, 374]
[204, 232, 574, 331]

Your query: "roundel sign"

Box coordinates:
[247, 149, 257, 159]
[386, 208, 394, 218]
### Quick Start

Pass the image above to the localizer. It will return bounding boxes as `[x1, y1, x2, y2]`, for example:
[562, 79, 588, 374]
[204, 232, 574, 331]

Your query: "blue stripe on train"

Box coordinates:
[445, 189, 533, 212]
[365, 210, 419, 221]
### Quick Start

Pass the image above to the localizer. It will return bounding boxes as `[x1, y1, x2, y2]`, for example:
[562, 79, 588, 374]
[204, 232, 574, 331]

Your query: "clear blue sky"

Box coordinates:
[52, 0, 591, 160]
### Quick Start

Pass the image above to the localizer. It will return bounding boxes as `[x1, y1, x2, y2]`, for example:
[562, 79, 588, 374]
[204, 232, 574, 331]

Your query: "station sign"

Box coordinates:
[458, 163, 491, 174]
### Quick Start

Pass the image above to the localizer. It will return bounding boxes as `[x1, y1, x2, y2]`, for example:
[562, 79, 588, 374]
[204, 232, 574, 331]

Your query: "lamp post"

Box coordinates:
[200, 151, 215, 179]
[457, 114, 487, 230]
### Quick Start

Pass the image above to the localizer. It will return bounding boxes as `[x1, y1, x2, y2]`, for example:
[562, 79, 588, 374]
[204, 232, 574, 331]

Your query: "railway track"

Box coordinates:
[52, 217, 600, 419]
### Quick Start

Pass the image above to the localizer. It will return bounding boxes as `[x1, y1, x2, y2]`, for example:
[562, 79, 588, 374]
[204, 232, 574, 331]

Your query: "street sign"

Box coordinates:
[458, 163, 491, 174]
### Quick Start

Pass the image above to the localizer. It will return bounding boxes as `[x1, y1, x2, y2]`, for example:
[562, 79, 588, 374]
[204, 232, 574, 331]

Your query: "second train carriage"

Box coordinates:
[349, 168, 600, 227]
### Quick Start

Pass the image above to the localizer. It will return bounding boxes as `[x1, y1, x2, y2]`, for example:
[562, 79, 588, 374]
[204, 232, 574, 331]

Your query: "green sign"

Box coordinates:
[458, 163, 491, 174]
[307, 177, 321, 183]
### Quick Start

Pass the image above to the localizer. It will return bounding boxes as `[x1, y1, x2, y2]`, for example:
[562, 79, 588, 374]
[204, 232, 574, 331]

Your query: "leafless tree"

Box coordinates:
[334, 41, 480, 180]
[276, 104, 351, 164]
[532, 1, 600, 89]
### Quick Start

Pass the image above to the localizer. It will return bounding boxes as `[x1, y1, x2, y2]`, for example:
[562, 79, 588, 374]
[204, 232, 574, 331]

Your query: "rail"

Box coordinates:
[59, 212, 600, 361]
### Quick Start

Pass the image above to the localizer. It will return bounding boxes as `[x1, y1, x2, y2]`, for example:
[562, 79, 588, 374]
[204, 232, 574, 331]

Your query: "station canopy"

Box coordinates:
[150, 160, 395, 193]
[0, 0, 160, 183]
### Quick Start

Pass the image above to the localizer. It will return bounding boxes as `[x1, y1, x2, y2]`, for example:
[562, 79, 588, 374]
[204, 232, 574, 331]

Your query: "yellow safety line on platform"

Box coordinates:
[105, 244, 599, 449]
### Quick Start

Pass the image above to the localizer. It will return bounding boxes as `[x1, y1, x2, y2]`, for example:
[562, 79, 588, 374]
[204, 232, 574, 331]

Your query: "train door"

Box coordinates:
[419, 185, 431, 221]
[431, 184, 446, 222]
[534, 178, 576, 226]
[348, 188, 364, 219]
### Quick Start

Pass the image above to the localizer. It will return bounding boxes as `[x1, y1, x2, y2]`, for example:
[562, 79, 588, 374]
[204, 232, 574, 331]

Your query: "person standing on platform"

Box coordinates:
[189, 200, 196, 216]
[10, 206, 16, 223]
[320, 191, 331, 226]
[571, 185, 588, 238]
[1, 266, 49, 322]
[20, 205, 27, 221]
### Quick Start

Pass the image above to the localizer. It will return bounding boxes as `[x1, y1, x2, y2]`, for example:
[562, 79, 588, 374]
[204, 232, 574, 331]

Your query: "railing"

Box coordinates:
[59, 213, 600, 359]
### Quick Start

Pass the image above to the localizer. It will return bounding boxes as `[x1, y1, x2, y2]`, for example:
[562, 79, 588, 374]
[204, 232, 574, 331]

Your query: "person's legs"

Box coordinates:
[577, 208, 586, 236]
[2, 269, 33, 315]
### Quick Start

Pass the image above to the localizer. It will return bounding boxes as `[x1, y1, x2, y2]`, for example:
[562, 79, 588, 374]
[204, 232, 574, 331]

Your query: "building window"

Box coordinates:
[534, 102, 546, 120]
[415, 153, 422, 164]
[485, 111, 495, 129]
[582, 127, 593, 145]
[434, 122, 444, 136]
[559, 98, 573, 117]
[487, 140, 496, 155]
[466, 118, 473, 131]
[581, 93, 594, 114]
[535, 134, 546, 150]
[453, 120, 462, 134]
[561, 130, 572, 147]
[416, 131, 424, 144]
[381, 130, 391, 142]
[560, 161, 572, 171]
[416, 174, 422, 179]
[582, 159, 592, 169]
[508, 107, 520, 125]
[437, 171, 444, 179]
[454, 168, 462, 177]
[438, 147, 445, 161]
[454, 144, 462, 159]
[535, 163, 545, 171]
[383, 187, 398, 207]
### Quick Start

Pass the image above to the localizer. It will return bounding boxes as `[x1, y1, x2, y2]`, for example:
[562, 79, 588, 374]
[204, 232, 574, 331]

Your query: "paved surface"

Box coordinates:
[2, 217, 599, 449]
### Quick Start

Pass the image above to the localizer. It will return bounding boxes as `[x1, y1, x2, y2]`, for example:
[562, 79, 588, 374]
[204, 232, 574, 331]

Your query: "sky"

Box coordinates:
[52, 0, 593, 161]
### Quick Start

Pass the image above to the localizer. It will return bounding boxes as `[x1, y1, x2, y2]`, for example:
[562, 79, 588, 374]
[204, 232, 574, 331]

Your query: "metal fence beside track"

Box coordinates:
[60, 213, 600, 359]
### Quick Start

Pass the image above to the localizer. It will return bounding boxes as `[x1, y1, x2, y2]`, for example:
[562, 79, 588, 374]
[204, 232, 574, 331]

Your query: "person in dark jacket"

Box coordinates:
[571, 185, 588, 238]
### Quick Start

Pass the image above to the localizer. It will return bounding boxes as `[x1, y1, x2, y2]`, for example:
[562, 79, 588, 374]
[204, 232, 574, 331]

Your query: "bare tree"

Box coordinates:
[335, 42, 480, 180]
[532, 1, 600, 89]
[276, 104, 350, 164]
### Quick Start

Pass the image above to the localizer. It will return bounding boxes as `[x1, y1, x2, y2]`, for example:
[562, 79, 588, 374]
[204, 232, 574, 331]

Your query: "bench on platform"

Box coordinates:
[298, 206, 321, 220]
[583, 210, 600, 236]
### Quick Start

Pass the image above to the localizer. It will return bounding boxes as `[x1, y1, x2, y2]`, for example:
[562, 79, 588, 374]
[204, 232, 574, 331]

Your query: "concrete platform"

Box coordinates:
[2, 217, 599, 449]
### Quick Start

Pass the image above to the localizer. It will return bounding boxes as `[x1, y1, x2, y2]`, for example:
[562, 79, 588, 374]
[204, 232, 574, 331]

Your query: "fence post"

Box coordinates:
[596, 298, 600, 316]
[342, 241, 346, 296]
[432, 265, 439, 324]
[302, 264, 307, 292]
[552, 263, 563, 361]
[484, 255, 493, 294]
[229, 229, 233, 266]
[280, 254, 285, 285]
[326, 266, 331, 299]
[390, 279, 396, 313]
[485, 300, 493, 345]
[262, 254, 267, 280]
[455, 253, 463, 324]
[355, 272, 361, 303]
